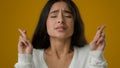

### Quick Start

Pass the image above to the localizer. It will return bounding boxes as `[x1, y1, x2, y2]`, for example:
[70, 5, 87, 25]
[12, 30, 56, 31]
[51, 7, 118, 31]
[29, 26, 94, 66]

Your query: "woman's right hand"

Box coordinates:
[18, 28, 33, 54]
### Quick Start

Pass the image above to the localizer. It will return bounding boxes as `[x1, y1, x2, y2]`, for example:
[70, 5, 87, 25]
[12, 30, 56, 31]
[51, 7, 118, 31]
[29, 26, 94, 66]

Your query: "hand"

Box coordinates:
[18, 28, 33, 54]
[90, 25, 106, 51]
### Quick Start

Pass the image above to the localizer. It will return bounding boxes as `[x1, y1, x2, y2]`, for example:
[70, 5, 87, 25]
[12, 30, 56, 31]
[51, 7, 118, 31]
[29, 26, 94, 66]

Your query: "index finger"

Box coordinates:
[18, 28, 27, 39]
[98, 25, 106, 32]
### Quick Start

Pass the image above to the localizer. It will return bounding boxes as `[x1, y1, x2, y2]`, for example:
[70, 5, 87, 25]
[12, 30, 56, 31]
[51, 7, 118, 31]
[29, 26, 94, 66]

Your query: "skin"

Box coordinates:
[18, 1, 106, 68]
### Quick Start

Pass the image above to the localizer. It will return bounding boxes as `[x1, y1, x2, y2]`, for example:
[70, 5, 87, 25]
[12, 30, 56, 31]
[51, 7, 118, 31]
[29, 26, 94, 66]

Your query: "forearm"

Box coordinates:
[14, 54, 34, 68]
[86, 51, 107, 68]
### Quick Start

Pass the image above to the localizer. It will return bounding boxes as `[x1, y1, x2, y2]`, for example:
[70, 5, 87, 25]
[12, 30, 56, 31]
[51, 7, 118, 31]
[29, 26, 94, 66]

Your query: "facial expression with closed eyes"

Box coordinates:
[46, 1, 74, 40]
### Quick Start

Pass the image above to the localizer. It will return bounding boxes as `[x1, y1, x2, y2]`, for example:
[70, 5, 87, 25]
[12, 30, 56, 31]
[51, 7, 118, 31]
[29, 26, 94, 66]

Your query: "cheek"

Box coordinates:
[46, 20, 55, 35]
[66, 21, 74, 35]
[70, 23, 74, 34]
[67, 20, 74, 30]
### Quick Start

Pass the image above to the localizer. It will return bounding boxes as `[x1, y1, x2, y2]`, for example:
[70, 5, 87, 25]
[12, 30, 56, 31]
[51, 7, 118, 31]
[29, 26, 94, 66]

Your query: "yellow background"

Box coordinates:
[0, 0, 120, 68]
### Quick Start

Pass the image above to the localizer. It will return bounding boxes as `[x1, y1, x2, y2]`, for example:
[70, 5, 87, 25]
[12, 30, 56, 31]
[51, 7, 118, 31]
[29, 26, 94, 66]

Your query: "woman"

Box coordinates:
[15, 0, 107, 68]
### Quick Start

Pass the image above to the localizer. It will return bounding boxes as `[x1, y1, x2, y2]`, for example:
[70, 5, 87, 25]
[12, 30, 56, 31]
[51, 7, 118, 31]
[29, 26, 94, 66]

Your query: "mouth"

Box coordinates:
[55, 26, 66, 31]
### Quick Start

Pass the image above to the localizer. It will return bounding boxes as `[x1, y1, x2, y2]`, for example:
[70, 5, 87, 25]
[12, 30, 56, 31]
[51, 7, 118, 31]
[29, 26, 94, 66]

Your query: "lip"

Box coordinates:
[55, 26, 66, 31]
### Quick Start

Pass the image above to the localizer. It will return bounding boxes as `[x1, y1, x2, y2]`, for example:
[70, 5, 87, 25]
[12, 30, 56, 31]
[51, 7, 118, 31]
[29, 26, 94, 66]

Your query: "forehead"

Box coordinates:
[50, 1, 70, 11]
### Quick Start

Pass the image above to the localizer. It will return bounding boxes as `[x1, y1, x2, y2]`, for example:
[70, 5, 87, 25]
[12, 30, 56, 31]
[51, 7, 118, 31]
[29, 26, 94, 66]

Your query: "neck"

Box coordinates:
[48, 37, 72, 58]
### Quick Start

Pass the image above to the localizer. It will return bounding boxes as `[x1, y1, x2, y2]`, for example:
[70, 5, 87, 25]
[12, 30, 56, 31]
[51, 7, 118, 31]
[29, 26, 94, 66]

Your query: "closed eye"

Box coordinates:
[50, 15, 57, 18]
[65, 15, 72, 18]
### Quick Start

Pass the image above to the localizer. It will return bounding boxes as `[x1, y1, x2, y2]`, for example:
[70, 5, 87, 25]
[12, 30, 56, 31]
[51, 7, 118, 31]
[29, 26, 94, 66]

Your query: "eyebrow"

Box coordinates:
[50, 10, 59, 14]
[63, 10, 72, 14]
[50, 10, 72, 14]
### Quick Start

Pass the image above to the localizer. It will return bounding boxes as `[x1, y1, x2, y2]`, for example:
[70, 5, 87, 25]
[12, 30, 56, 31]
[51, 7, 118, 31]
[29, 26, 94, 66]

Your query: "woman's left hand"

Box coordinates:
[90, 25, 106, 51]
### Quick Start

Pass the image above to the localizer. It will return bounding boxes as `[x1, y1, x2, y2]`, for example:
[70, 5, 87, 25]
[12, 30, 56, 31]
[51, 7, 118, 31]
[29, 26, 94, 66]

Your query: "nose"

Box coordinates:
[57, 12, 64, 24]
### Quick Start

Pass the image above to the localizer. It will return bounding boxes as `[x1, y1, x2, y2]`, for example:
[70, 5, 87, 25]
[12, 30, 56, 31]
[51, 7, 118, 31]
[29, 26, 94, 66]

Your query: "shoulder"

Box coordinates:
[32, 49, 47, 67]
[33, 48, 44, 53]
[74, 44, 90, 57]
[74, 44, 90, 52]
[33, 48, 44, 58]
[71, 44, 90, 66]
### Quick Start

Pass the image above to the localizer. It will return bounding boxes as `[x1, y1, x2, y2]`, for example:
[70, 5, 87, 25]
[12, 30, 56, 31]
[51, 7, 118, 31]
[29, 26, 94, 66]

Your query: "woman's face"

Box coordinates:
[46, 1, 74, 40]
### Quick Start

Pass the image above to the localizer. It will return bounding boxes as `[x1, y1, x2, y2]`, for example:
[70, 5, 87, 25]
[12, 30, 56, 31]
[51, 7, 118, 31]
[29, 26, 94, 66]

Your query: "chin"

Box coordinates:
[55, 34, 71, 39]
[49, 32, 72, 39]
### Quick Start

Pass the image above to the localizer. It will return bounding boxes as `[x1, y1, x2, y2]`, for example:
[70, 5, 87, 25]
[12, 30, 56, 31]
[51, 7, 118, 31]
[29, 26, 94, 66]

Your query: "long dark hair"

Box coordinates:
[32, 0, 88, 49]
